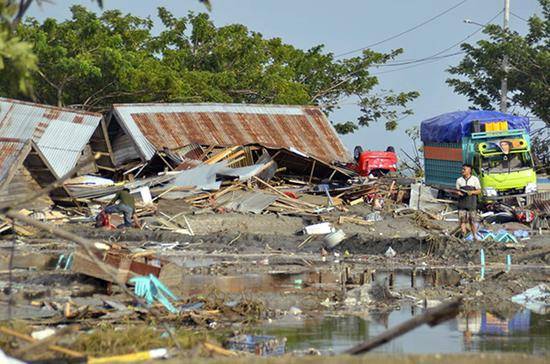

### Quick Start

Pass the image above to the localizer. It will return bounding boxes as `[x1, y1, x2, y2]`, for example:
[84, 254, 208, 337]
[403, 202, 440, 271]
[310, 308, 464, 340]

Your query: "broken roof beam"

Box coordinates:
[268, 148, 355, 181]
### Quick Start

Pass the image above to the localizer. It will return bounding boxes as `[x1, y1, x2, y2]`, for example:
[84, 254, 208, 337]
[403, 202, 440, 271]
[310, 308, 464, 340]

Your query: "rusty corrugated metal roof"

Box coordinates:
[112, 103, 351, 163]
[0, 98, 102, 181]
[0, 140, 26, 184]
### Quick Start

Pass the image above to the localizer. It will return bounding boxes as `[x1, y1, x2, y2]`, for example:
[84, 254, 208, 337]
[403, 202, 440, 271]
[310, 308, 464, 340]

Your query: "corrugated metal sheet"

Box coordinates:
[112, 133, 139, 166]
[0, 140, 26, 183]
[215, 190, 278, 214]
[0, 98, 102, 180]
[0, 165, 53, 209]
[112, 103, 351, 163]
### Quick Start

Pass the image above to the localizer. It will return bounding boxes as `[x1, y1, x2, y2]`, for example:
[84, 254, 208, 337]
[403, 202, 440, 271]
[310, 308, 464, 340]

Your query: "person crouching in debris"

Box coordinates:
[105, 188, 135, 228]
[455, 164, 481, 240]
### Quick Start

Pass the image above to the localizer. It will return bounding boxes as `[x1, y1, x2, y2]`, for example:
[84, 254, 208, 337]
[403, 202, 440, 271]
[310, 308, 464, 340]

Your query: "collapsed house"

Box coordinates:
[0, 100, 409, 221]
[0, 98, 106, 207]
[104, 103, 353, 181]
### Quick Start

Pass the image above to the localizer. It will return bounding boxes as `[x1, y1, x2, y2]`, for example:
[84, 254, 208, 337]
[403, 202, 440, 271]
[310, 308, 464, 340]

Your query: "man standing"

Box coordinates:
[105, 188, 135, 228]
[456, 164, 481, 239]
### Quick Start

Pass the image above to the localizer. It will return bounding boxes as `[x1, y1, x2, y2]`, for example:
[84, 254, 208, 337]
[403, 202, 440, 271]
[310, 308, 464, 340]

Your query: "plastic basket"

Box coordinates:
[225, 335, 286, 356]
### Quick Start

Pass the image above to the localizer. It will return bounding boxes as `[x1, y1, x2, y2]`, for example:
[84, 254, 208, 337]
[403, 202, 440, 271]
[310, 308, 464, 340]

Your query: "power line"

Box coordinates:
[372, 9, 504, 75]
[375, 51, 465, 68]
[312, 9, 503, 101]
[372, 53, 463, 75]
[510, 11, 529, 22]
[335, 0, 470, 58]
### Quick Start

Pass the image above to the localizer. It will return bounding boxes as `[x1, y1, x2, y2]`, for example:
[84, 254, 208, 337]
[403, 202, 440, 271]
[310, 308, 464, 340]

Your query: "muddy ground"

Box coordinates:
[0, 202, 549, 361]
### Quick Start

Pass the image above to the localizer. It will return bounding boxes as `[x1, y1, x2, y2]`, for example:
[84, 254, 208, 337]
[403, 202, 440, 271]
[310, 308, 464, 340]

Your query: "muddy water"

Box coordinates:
[255, 307, 550, 355]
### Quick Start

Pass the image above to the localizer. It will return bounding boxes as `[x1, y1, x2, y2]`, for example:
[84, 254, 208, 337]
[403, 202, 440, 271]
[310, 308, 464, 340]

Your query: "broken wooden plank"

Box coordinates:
[205, 146, 240, 165]
[345, 299, 462, 355]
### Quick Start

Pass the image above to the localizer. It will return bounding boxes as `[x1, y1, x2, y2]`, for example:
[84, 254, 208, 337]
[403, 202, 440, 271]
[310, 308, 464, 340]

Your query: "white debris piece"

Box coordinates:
[31, 328, 56, 340]
[384, 247, 397, 258]
[511, 284, 550, 314]
[303, 222, 334, 235]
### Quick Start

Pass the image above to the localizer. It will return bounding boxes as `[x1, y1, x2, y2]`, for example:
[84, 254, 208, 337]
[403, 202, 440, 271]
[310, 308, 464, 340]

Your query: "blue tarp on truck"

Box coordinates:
[420, 110, 530, 143]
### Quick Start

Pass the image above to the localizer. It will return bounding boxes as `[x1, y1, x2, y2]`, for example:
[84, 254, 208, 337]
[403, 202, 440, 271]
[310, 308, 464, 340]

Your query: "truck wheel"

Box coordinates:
[354, 146, 363, 161]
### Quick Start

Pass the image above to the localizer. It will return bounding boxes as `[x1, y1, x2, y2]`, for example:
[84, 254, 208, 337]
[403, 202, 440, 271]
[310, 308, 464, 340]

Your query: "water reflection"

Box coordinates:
[459, 310, 550, 355]
[255, 307, 550, 354]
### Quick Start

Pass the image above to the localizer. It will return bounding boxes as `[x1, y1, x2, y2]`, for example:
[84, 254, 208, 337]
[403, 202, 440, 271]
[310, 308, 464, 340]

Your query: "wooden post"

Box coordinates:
[361, 269, 372, 285]
[308, 160, 316, 184]
[344, 266, 350, 284]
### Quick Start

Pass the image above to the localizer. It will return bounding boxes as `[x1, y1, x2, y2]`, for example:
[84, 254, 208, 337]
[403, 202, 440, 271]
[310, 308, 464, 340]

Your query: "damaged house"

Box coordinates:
[104, 103, 353, 181]
[0, 98, 105, 207]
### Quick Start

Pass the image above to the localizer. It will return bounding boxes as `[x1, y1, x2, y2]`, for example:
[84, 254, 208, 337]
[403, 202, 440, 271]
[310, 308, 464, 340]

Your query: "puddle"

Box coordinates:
[161, 270, 341, 295]
[162, 266, 550, 296]
[254, 307, 550, 354]
[163, 268, 466, 296]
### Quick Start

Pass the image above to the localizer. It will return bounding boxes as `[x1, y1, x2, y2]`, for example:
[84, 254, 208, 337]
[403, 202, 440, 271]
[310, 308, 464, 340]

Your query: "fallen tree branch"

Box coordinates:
[345, 298, 462, 355]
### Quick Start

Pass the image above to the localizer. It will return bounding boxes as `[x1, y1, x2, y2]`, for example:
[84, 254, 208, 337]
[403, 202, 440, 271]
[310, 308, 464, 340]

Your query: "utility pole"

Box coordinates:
[500, 0, 510, 113]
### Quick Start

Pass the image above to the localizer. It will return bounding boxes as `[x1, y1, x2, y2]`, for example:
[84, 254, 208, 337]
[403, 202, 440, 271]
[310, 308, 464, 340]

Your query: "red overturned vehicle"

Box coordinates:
[347, 146, 398, 177]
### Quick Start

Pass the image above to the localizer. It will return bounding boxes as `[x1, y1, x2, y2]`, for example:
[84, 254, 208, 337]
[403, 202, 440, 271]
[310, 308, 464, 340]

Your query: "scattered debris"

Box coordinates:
[511, 284, 550, 314]
[225, 335, 286, 356]
[0, 98, 548, 362]
[384, 247, 397, 258]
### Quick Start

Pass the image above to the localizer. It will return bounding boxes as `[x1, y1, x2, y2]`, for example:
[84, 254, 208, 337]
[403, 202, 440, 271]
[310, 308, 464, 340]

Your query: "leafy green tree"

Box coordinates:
[0, 0, 37, 93]
[447, 0, 550, 126]
[0, 0, 209, 98]
[1, 6, 418, 132]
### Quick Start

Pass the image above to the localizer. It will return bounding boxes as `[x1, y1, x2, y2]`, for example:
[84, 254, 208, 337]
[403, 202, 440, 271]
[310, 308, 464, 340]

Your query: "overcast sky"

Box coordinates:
[27, 0, 542, 157]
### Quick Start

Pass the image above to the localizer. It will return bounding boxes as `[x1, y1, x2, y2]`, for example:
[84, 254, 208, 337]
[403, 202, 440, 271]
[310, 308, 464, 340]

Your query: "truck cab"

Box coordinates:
[468, 130, 537, 197]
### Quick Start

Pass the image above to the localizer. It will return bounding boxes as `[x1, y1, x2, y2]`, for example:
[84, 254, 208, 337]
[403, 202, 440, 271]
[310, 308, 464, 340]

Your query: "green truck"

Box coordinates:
[420, 110, 537, 198]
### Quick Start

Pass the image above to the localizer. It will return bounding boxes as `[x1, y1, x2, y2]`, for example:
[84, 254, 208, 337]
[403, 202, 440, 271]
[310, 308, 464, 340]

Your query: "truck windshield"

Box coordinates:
[481, 152, 533, 174]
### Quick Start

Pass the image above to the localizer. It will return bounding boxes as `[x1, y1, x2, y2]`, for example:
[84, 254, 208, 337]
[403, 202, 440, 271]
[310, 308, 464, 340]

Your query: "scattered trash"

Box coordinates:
[344, 285, 373, 307]
[0, 96, 547, 362]
[323, 229, 346, 248]
[55, 253, 73, 270]
[225, 335, 286, 356]
[384, 247, 397, 258]
[365, 211, 383, 222]
[88, 348, 169, 363]
[513, 229, 530, 239]
[466, 229, 519, 243]
[288, 306, 303, 315]
[31, 328, 56, 340]
[129, 274, 179, 314]
[303, 222, 334, 235]
[511, 284, 550, 314]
